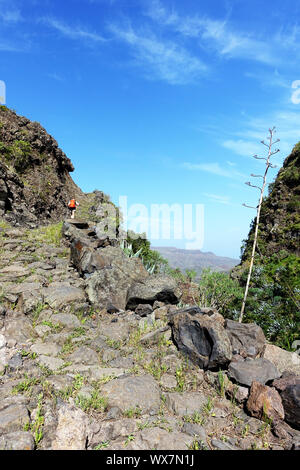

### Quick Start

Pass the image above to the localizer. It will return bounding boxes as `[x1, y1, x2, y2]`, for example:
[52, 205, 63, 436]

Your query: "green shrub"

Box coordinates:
[0, 139, 32, 173]
[240, 253, 300, 349]
[198, 268, 243, 315]
[125, 230, 169, 274]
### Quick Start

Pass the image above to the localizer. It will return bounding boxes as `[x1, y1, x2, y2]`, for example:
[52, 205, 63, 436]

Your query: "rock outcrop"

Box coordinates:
[239, 142, 300, 259]
[0, 106, 83, 226]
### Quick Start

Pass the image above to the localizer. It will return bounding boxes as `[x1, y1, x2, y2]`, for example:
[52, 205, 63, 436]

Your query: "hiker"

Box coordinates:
[68, 198, 79, 219]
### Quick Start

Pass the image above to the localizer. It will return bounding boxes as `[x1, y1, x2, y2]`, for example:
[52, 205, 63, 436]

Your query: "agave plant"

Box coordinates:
[142, 260, 157, 274]
[120, 240, 143, 258]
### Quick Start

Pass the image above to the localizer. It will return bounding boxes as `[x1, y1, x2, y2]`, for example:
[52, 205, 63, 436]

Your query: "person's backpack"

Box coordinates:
[68, 199, 76, 208]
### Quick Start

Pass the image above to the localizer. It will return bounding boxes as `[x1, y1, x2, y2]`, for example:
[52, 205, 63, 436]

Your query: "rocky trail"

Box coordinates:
[0, 220, 299, 451]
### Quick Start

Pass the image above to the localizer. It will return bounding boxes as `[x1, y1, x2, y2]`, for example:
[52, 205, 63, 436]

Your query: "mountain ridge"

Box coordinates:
[152, 245, 239, 276]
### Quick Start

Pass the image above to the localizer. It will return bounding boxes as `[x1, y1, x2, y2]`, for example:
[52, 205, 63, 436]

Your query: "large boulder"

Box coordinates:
[170, 310, 232, 369]
[263, 344, 300, 375]
[246, 381, 284, 421]
[225, 319, 266, 358]
[281, 384, 300, 430]
[273, 373, 300, 430]
[71, 239, 109, 275]
[85, 246, 148, 311]
[126, 275, 182, 310]
[228, 358, 280, 387]
[64, 220, 120, 276]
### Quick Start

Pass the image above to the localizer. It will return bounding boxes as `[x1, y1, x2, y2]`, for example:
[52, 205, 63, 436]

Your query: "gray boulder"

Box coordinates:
[42, 283, 86, 309]
[165, 392, 208, 416]
[86, 246, 148, 311]
[281, 384, 300, 430]
[273, 374, 300, 430]
[170, 310, 232, 369]
[0, 404, 30, 433]
[228, 358, 280, 387]
[225, 319, 266, 358]
[0, 431, 35, 450]
[100, 374, 161, 414]
[126, 275, 182, 310]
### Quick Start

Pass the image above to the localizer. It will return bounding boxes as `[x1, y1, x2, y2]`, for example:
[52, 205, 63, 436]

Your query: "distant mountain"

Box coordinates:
[152, 246, 239, 277]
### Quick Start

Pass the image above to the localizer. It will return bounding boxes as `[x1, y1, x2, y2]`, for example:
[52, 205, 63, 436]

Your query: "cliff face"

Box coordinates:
[0, 106, 83, 227]
[240, 142, 300, 262]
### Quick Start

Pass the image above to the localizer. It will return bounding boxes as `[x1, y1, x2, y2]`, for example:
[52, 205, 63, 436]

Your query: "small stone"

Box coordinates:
[105, 407, 122, 420]
[154, 306, 169, 320]
[51, 313, 81, 329]
[165, 392, 208, 416]
[0, 404, 30, 433]
[0, 431, 35, 450]
[135, 304, 153, 317]
[153, 301, 165, 309]
[34, 325, 51, 337]
[211, 439, 239, 450]
[8, 353, 23, 370]
[160, 374, 178, 389]
[52, 404, 89, 450]
[67, 346, 100, 366]
[77, 386, 93, 400]
[6, 339, 17, 348]
[181, 422, 207, 444]
[37, 355, 65, 371]
[31, 342, 61, 357]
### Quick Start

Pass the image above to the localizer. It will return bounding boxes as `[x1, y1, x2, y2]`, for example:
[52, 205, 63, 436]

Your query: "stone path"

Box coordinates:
[0, 225, 299, 450]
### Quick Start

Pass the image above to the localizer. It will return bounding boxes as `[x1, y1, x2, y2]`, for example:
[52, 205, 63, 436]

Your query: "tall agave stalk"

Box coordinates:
[239, 127, 280, 323]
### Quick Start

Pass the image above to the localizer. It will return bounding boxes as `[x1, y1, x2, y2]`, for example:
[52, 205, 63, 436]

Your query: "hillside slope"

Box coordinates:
[232, 142, 300, 348]
[153, 246, 238, 277]
[240, 142, 300, 262]
[0, 106, 84, 227]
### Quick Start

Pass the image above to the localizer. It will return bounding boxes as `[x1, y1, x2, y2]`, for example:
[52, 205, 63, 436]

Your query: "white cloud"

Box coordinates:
[182, 161, 246, 179]
[43, 17, 106, 43]
[0, 9, 22, 23]
[222, 139, 263, 157]
[245, 70, 291, 89]
[146, 0, 300, 67]
[146, 1, 277, 65]
[236, 111, 300, 159]
[203, 193, 231, 205]
[109, 24, 208, 85]
[47, 72, 64, 82]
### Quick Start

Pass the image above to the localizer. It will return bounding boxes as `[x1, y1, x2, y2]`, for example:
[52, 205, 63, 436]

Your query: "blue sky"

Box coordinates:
[1, 0, 300, 258]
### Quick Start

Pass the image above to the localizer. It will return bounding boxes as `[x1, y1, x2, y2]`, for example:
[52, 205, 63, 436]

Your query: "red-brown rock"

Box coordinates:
[246, 381, 285, 421]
